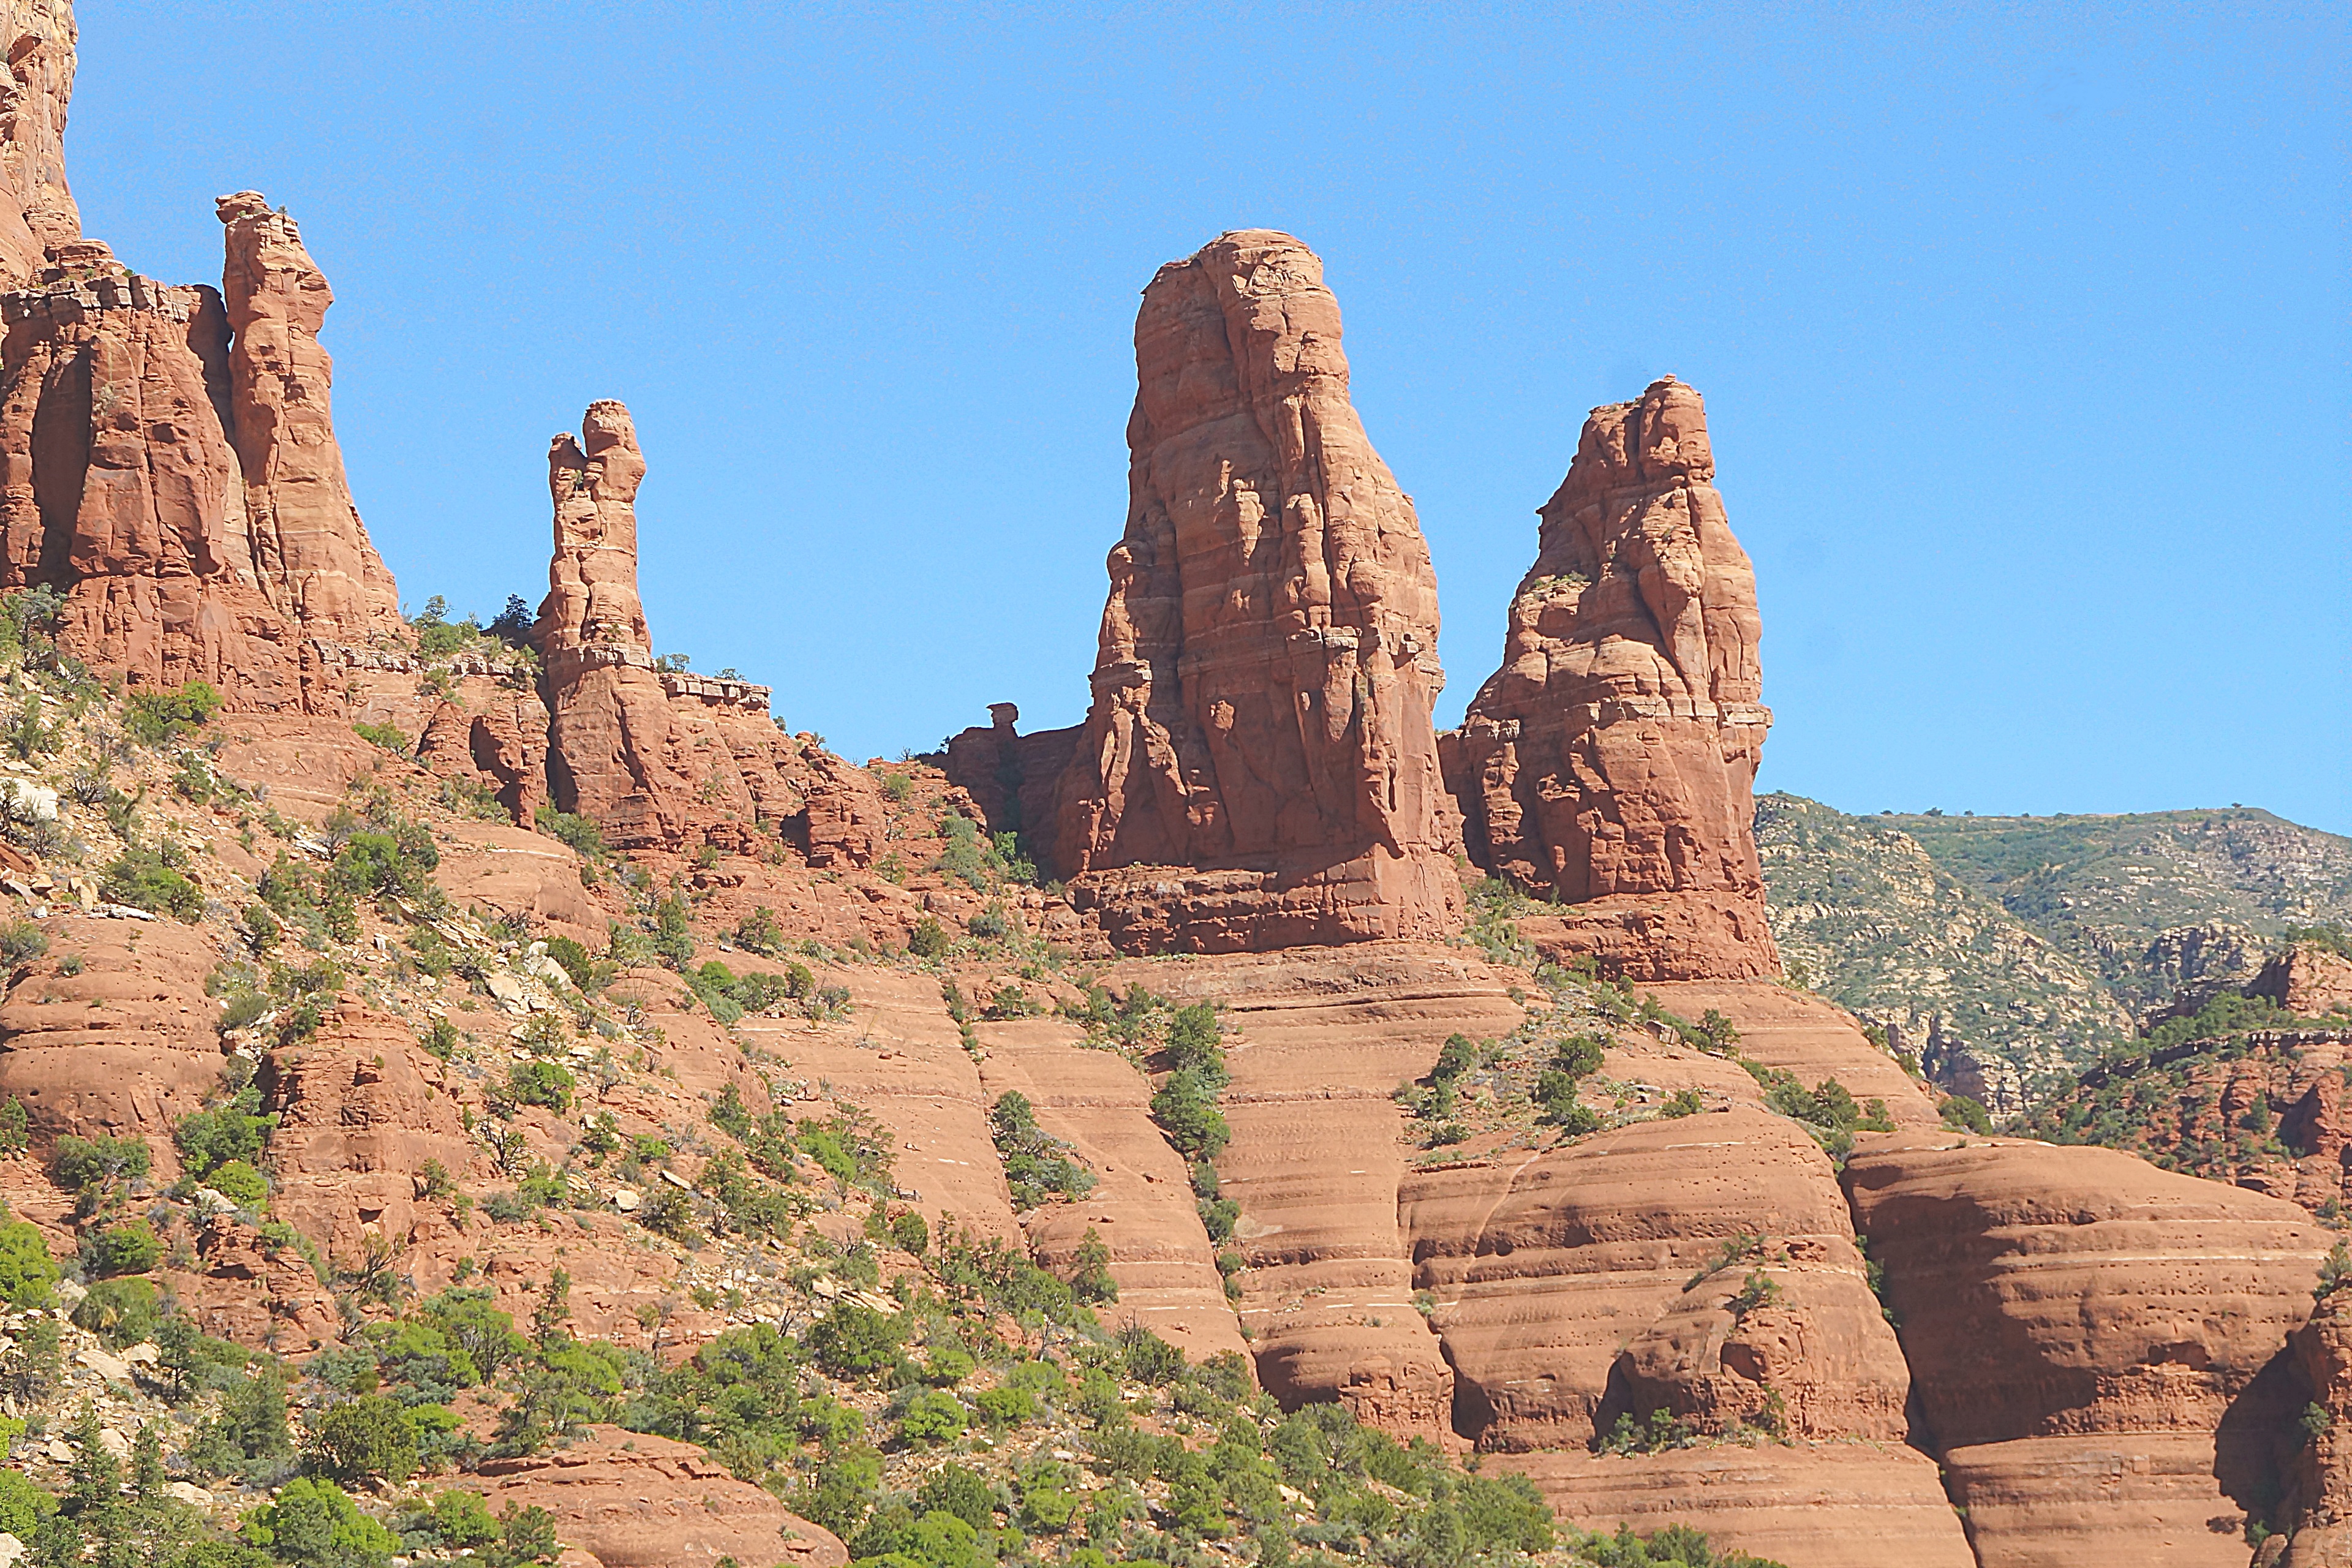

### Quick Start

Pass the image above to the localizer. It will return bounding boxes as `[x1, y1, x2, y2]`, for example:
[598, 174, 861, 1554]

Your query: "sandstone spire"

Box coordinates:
[1442, 376, 1777, 978]
[0, 2, 80, 290]
[216, 190, 403, 644]
[1047, 230, 1460, 952]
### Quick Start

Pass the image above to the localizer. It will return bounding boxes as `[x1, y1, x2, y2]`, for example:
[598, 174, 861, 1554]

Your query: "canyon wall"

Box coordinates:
[0, 2, 78, 290]
[1443, 377, 1777, 981]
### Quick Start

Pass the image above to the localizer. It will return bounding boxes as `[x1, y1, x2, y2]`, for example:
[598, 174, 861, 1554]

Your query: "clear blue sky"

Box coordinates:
[71, 2, 2348, 833]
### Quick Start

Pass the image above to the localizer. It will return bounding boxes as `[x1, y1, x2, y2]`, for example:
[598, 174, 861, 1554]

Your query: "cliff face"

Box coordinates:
[0, 184, 401, 710]
[1044, 230, 1461, 953]
[0, 1, 77, 290]
[1444, 377, 1775, 982]
[216, 190, 402, 647]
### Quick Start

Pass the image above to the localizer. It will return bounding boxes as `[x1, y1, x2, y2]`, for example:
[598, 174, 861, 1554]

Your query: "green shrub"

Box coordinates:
[0, 1213, 57, 1306]
[1149, 1069, 1229, 1161]
[990, 1091, 1095, 1209]
[1940, 1096, 1994, 1134]
[73, 1276, 160, 1343]
[503, 1061, 576, 1114]
[533, 806, 606, 861]
[908, 917, 951, 960]
[542, 936, 592, 989]
[0, 921, 45, 971]
[88, 1219, 164, 1276]
[1432, 1033, 1480, 1082]
[808, 1304, 903, 1377]
[176, 1090, 277, 1177]
[51, 1133, 151, 1191]
[898, 1389, 967, 1445]
[206, 1159, 270, 1208]
[124, 680, 222, 747]
[100, 846, 205, 919]
[352, 722, 409, 755]
[238, 1476, 400, 1565]
[307, 1393, 420, 1483]
[734, 907, 783, 956]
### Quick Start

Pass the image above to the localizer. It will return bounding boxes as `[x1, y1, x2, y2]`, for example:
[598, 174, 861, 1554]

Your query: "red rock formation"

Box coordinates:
[467, 1424, 845, 1568]
[1047, 231, 1460, 954]
[0, 913, 225, 1174]
[2280, 1284, 2352, 1566]
[1443, 377, 1776, 981]
[536, 399, 783, 851]
[1845, 1132, 2329, 1564]
[418, 677, 552, 823]
[215, 190, 403, 646]
[0, 2, 78, 290]
[0, 241, 323, 706]
[2255, 942, 2352, 1019]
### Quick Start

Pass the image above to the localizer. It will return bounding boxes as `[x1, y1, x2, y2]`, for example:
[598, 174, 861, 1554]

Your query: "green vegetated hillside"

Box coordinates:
[1890, 805, 2352, 1008]
[1757, 795, 2352, 1108]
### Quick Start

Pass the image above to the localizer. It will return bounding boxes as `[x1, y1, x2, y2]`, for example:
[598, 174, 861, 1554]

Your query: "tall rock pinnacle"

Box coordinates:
[1443, 376, 1777, 979]
[216, 190, 402, 644]
[1047, 230, 1461, 952]
[0, 2, 79, 290]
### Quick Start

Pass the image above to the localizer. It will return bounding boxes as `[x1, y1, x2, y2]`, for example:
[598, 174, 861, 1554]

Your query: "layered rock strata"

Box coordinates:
[536, 401, 763, 848]
[1443, 377, 1776, 981]
[1846, 1132, 2330, 1564]
[1042, 230, 1460, 953]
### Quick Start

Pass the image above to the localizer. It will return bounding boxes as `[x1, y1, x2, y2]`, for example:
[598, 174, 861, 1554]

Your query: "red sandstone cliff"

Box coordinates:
[1443, 377, 1776, 981]
[216, 190, 403, 646]
[1039, 230, 1459, 953]
[0, 2, 77, 290]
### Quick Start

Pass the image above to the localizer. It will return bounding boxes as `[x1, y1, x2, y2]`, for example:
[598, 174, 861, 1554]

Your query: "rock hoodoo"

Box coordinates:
[997, 230, 1460, 953]
[216, 190, 403, 647]
[1442, 376, 1777, 981]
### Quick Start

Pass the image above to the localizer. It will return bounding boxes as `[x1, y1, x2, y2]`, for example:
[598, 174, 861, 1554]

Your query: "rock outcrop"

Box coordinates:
[215, 190, 402, 645]
[469, 1424, 846, 1568]
[2280, 1286, 2352, 1566]
[2254, 942, 2352, 1020]
[537, 401, 758, 849]
[1846, 1132, 2329, 1564]
[1041, 230, 1460, 954]
[0, 2, 78, 291]
[1443, 377, 1775, 981]
[0, 184, 402, 709]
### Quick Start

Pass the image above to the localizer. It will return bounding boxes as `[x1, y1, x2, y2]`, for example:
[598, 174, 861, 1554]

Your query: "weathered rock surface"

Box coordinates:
[469, 1424, 846, 1568]
[216, 191, 402, 646]
[1044, 231, 1460, 954]
[535, 399, 787, 852]
[0, 2, 78, 291]
[976, 1019, 1247, 1359]
[418, 676, 553, 823]
[2254, 942, 2352, 1020]
[1845, 1131, 2330, 1564]
[0, 914, 224, 1175]
[2280, 1286, 2352, 1565]
[1444, 377, 1775, 982]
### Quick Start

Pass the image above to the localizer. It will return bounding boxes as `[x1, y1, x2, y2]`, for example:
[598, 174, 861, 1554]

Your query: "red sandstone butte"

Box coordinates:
[1044, 230, 1460, 953]
[0, 2, 79, 290]
[1442, 377, 1777, 981]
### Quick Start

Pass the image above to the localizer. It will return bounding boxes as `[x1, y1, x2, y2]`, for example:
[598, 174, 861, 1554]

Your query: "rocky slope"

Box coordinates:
[1759, 794, 2352, 1109]
[1757, 793, 2131, 1110]
[1443, 377, 1777, 983]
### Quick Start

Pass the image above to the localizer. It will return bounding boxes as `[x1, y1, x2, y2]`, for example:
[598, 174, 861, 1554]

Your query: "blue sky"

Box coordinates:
[70, 2, 2348, 832]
